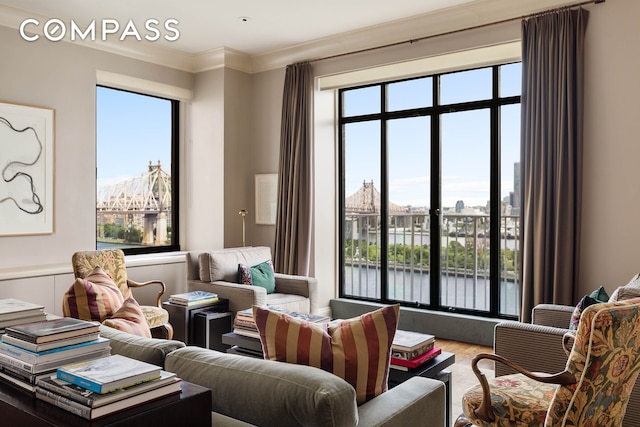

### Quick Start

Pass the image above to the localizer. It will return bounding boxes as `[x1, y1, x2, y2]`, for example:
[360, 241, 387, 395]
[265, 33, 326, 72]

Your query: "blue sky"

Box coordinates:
[95, 63, 521, 210]
[96, 87, 171, 189]
[344, 63, 521, 209]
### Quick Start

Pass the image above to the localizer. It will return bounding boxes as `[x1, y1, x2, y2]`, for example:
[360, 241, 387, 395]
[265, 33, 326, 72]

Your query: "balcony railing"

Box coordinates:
[343, 213, 520, 317]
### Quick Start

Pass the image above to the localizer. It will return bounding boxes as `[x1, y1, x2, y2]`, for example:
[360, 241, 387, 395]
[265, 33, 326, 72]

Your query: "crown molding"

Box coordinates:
[0, 0, 588, 75]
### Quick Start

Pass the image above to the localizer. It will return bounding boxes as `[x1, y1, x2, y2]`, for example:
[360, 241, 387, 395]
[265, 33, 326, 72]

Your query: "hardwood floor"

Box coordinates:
[437, 338, 493, 368]
[435, 339, 493, 426]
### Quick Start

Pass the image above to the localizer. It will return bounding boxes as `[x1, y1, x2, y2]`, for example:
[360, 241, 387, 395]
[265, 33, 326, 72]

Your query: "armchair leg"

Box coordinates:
[163, 323, 174, 340]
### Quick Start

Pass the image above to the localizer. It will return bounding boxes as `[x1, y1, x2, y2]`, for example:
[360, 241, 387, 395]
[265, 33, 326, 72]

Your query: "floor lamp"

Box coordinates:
[239, 209, 248, 246]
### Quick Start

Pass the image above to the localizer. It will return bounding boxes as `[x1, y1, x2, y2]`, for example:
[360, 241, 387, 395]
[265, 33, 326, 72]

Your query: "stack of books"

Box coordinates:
[390, 330, 441, 371]
[233, 308, 260, 338]
[233, 306, 331, 339]
[0, 318, 109, 391]
[35, 354, 181, 420]
[168, 291, 218, 306]
[0, 299, 47, 333]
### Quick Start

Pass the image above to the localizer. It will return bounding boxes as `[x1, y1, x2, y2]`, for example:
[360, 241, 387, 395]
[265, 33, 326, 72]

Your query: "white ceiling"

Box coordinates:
[0, 0, 479, 55]
[0, 0, 586, 72]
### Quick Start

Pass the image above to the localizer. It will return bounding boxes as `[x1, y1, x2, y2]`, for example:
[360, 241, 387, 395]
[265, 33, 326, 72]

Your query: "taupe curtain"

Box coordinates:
[274, 62, 313, 276]
[520, 8, 588, 322]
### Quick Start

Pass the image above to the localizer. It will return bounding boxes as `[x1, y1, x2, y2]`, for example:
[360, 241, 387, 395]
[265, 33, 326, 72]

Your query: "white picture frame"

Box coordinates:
[255, 173, 277, 225]
[0, 102, 55, 236]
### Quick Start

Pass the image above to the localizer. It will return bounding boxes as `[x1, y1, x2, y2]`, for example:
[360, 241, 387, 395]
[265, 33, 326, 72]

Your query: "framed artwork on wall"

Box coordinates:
[255, 173, 277, 225]
[0, 102, 55, 236]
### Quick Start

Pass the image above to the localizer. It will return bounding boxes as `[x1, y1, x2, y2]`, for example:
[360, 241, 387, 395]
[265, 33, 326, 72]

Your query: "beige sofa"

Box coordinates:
[186, 246, 318, 314]
[494, 304, 640, 427]
[100, 325, 446, 427]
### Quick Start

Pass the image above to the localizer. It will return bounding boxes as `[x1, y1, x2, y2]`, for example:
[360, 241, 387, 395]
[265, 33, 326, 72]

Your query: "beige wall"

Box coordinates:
[186, 68, 225, 250]
[245, 0, 640, 307]
[580, 0, 640, 295]
[0, 0, 638, 315]
[0, 26, 192, 270]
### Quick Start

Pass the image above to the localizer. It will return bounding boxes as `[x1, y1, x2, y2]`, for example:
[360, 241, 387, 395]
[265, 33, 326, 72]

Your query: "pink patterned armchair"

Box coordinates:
[71, 249, 173, 339]
[457, 297, 640, 427]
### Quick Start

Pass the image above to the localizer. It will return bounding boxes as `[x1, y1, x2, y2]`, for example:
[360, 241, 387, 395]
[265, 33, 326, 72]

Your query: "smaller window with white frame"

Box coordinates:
[95, 85, 179, 254]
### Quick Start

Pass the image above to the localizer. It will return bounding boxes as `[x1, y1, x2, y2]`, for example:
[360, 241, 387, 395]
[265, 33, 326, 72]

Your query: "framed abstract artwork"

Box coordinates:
[0, 102, 55, 236]
[255, 173, 277, 225]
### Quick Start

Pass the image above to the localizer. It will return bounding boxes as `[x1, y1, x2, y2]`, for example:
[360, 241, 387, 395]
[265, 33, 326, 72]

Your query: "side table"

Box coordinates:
[162, 298, 229, 344]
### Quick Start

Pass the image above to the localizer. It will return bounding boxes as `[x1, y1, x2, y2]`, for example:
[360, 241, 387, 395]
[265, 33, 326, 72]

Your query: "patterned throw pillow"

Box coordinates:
[253, 304, 400, 405]
[102, 297, 152, 338]
[569, 286, 609, 330]
[62, 266, 124, 322]
[237, 260, 276, 294]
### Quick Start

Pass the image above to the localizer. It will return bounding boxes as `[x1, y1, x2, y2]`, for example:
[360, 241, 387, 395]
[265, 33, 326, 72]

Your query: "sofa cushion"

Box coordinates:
[102, 297, 152, 338]
[237, 260, 276, 294]
[62, 266, 124, 322]
[609, 273, 640, 302]
[254, 304, 400, 405]
[165, 346, 358, 427]
[199, 246, 272, 282]
[98, 324, 185, 368]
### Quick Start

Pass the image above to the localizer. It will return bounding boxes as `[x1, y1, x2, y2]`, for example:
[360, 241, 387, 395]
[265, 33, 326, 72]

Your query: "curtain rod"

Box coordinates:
[308, 0, 604, 64]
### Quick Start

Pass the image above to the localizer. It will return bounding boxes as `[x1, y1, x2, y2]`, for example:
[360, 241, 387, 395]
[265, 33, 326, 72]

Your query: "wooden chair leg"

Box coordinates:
[163, 323, 174, 340]
[454, 414, 474, 427]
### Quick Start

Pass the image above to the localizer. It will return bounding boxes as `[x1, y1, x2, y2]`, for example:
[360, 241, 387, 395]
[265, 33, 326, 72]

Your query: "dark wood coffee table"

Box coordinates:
[0, 379, 211, 426]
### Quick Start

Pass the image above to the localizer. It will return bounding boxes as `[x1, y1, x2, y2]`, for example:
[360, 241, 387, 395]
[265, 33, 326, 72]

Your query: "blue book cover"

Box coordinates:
[57, 354, 161, 394]
[0, 337, 110, 364]
[169, 290, 217, 302]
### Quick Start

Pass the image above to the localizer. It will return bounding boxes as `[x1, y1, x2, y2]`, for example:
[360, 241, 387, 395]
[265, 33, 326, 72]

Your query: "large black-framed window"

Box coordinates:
[96, 85, 180, 255]
[339, 63, 521, 318]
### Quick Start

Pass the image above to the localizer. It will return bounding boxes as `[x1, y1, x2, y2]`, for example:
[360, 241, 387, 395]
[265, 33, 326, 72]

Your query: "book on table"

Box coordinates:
[57, 354, 162, 394]
[0, 313, 48, 329]
[168, 291, 218, 305]
[35, 378, 182, 420]
[5, 318, 100, 344]
[37, 370, 178, 408]
[390, 347, 442, 371]
[0, 346, 112, 375]
[235, 306, 331, 324]
[0, 299, 45, 321]
[0, 337, 110, 364]
[2, 331, 101, 352]
[0, 365, 56, 392]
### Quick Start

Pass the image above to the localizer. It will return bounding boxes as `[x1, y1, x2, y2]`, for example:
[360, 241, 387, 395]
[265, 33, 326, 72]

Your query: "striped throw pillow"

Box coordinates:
[102, 297, 152, 338]
[62, 266, 124, 322]
[253, 304, 399, 404]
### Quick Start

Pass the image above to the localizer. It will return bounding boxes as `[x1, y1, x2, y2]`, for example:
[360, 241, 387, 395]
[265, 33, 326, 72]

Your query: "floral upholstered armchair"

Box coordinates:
[457, 297, 640, 427]
[67, 249, 173, 339]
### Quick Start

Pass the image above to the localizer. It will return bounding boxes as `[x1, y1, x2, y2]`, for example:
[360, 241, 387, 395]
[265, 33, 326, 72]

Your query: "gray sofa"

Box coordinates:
[494, 304, 640, 427]
[99, 325, 446, 426]
[186, 247, 318, 314]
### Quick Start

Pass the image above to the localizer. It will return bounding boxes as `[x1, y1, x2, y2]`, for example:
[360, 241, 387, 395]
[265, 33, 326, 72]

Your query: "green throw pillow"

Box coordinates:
[237, 260, 276, 294]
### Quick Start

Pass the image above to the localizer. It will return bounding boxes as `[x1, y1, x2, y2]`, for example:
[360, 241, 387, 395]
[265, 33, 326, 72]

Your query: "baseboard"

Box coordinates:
[330, 298, 499, 347]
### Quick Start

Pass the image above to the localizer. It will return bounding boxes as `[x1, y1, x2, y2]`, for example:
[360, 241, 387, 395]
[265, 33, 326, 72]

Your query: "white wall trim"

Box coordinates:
[0, 252, 186, 281]
[96, 70, 193, 100]
[317, 41, 521, 90]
